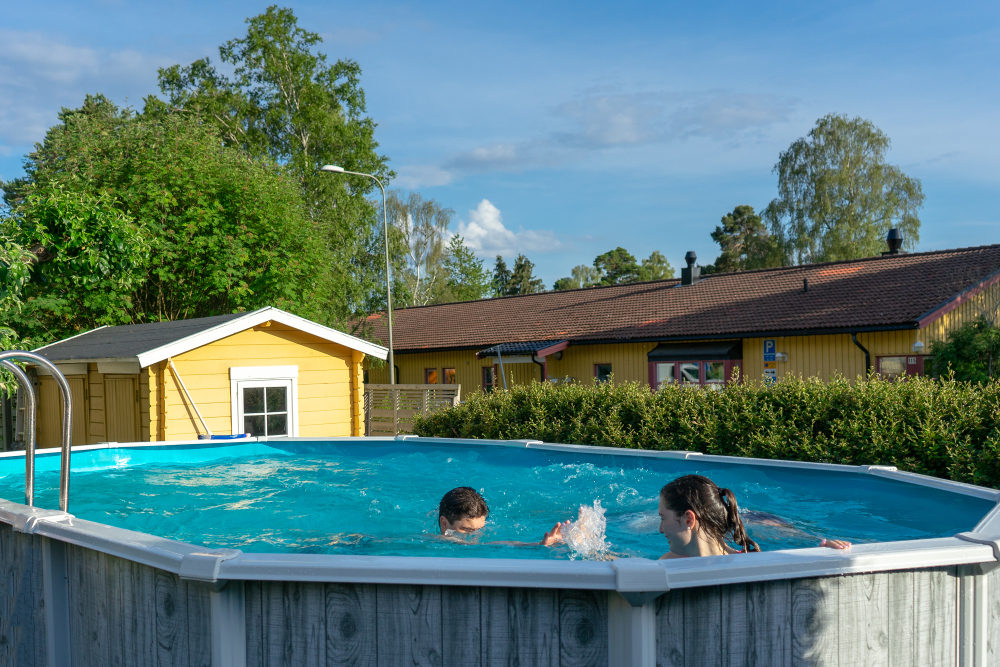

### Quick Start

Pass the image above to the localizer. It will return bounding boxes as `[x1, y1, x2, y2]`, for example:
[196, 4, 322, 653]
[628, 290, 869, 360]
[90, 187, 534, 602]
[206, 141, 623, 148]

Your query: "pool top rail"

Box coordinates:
[0, 435, 996, 596]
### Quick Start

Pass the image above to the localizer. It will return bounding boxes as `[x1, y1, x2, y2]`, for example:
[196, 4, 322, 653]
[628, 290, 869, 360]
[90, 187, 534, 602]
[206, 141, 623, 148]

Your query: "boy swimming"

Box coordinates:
[438, 487, 567, 545]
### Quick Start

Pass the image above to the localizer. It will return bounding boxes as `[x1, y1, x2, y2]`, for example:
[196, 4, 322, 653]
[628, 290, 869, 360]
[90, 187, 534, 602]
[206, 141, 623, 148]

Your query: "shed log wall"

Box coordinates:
[165, 323, 358, 439]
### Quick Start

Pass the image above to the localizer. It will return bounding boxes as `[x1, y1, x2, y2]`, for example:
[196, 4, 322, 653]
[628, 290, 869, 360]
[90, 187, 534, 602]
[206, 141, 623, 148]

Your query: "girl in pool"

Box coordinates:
[657, 474, 850, 559]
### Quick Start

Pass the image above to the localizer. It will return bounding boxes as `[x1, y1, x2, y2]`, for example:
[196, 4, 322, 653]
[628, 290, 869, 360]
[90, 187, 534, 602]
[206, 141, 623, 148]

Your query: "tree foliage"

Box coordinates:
[493, 254, 544, 296]
[441, 236, 491, 302]
[640, 251, 674, 280]
[157, 5, 393, 327]
[764, 114, 924, 264]
[595, 247, 641, 285]
[928, 319, 1000, 384]
[555, 248, 674, 289]
[1, 95, 329, 343]
[711, 205, 784, 272]
[554, 264, 602, 291]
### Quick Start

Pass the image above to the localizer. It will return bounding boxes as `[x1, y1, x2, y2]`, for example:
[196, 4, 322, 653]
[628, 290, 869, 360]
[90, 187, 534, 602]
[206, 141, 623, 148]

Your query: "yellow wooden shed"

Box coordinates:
[26, 307, 387, 447]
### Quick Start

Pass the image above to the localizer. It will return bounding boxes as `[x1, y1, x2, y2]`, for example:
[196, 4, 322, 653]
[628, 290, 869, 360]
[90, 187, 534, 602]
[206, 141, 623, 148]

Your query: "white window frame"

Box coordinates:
[230, 366, 299, 437]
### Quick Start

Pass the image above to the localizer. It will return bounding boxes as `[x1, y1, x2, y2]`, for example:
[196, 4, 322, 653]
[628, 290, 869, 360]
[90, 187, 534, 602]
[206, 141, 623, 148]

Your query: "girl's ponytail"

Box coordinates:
[719, 487, 760, 553]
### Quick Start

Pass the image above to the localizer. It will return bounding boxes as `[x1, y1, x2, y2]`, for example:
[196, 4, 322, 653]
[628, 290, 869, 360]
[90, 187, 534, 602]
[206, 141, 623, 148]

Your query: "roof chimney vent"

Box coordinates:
[884, 228, 903, 255]
[681, 251, 701, 285]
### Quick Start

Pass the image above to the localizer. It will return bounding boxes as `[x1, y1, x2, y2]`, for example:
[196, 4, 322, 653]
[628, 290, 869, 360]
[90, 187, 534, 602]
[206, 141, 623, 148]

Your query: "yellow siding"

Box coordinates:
[147, 364, 161, 442]
[164, 322, 359, 440]
[366, 350, 507, 392]
[920, 281, 1000, 347]
[139, 368, 151, 441]
[546, 342, 658, 385]
[350, 350, 364, 436]
[369, 342, 658, 394]
[742, 332, 920, 383]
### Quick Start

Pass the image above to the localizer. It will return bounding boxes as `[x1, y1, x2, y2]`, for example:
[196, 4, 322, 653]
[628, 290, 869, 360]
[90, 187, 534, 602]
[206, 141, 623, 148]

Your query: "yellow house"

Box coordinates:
[366, 241, 1000, 390]
[27, 307, 387, 447]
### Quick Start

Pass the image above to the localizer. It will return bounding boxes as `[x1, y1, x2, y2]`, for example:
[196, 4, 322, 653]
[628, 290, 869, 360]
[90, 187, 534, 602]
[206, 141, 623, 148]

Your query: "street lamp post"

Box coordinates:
[320, 165, 395, 384]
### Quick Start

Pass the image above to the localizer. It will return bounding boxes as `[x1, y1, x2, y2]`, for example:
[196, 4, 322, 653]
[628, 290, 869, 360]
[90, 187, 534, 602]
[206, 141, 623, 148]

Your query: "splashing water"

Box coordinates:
[564, 500, 610, 560]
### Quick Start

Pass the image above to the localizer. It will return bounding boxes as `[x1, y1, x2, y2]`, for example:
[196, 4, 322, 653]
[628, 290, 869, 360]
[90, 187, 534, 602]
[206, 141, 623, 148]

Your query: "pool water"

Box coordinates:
[0, 440, 993, 560]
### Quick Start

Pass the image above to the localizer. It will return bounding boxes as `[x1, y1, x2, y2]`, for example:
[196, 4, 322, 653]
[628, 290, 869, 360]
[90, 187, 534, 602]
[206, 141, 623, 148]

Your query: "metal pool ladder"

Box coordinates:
[0, 350, 73, 512]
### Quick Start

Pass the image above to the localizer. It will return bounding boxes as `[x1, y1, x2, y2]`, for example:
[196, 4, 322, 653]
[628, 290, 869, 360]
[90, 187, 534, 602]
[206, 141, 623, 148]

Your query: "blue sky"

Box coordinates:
[2, 1, 999, 287]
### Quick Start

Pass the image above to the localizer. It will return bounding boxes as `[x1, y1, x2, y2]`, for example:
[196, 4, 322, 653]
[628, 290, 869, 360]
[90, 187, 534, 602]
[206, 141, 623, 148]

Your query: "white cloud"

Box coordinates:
[456, 199, 561, 257]
[0, 30, 170, 147]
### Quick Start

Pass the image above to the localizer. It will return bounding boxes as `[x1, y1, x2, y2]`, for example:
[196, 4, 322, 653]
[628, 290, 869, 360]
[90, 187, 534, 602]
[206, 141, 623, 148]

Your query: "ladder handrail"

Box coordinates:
[0, 351, 73, 512]
[0, 360, 36, 505]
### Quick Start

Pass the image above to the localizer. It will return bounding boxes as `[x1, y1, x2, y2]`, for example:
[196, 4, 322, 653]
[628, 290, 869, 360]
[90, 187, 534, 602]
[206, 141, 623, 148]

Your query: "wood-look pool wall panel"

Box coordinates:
[441, 586, 481, 666]
[63, 544, 211, 667]
[0, 524, 46, 667]
[988, 566, 1000, 667]
[720, 580, 793, 667]
[558, 590, 607, 667]
[654, 567, 962, 667]
[244, 582, 608, 667]
[325, 582, 378, 667]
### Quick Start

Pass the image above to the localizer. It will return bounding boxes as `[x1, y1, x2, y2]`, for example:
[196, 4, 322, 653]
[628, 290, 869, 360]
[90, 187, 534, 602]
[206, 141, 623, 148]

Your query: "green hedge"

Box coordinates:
[413, 375, 1000, 489]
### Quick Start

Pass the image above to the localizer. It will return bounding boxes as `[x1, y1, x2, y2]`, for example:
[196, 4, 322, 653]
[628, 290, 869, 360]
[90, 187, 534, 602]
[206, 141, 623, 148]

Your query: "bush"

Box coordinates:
[413, 375, 1000, 489]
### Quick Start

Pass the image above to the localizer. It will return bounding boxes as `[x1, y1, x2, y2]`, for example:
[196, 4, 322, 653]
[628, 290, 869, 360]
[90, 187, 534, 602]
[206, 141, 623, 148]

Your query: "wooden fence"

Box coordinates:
[364, 384, 461, 436]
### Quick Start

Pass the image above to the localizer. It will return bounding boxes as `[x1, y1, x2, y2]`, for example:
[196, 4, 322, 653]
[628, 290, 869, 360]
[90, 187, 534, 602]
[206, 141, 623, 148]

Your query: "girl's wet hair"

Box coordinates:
[660, 474, 761, 553]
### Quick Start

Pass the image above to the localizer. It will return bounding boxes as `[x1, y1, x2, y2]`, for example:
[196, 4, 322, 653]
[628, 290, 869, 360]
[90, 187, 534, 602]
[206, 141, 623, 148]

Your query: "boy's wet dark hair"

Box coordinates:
[438, 487, 489, 523]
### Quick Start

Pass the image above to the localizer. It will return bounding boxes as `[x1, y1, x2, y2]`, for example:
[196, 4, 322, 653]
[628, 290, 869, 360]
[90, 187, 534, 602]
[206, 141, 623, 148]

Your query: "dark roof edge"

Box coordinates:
[389, 323, 919, 354]
[571, 323, 918, 344]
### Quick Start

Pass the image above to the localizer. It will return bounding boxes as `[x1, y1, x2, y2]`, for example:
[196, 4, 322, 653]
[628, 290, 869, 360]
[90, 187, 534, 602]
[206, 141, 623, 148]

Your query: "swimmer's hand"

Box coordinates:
[540, 521, 571, 546]
[820, 538, 851, 550]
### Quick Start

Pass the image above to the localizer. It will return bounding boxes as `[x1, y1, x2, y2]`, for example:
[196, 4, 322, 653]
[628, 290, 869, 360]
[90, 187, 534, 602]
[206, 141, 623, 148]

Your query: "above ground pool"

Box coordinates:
[0, 435, 998, 666]
[0, 437, 992, 560]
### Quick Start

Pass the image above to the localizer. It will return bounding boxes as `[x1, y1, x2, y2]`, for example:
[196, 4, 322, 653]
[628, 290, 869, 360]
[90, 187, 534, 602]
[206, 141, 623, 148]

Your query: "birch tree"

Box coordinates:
[387, 190, 453, 307]
[765, 114, 924, 264]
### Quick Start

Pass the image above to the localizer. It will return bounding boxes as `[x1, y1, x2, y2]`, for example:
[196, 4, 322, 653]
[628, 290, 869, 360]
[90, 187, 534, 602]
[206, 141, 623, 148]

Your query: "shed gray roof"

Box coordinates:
[35, 313, 246, 362]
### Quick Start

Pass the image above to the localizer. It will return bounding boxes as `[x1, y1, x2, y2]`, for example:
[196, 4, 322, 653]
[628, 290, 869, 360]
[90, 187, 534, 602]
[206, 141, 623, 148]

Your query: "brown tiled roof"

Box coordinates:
[369, 244, 1000, 352]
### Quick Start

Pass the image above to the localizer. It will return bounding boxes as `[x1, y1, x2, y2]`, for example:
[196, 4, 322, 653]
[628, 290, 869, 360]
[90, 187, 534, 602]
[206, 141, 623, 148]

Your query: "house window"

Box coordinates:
[242, 385, 289, 436]
[230, 366, 298, 437]
[425, 368, 439, 384]
[655, 362, 675, 389]
[649, 360, 742, 389]
[878, 355, 924, 380]
[704, 362, 726, 388]
[679, 362, 700, 384]
[443, 368, 457, 384]
[594, 364, 613, 384]
[483, 366, 496, 393]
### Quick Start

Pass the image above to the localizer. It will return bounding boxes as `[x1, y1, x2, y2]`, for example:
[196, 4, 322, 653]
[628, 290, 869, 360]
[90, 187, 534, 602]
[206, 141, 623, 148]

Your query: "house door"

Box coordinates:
[105, 377, 139, 443]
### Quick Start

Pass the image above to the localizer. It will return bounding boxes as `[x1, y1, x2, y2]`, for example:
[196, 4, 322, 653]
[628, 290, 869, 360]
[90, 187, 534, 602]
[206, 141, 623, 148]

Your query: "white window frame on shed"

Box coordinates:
[230, 366, 299, 437]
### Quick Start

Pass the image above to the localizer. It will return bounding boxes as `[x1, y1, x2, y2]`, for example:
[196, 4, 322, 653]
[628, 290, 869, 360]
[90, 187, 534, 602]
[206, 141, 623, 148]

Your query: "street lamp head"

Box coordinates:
[320, 165, 345, 173]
